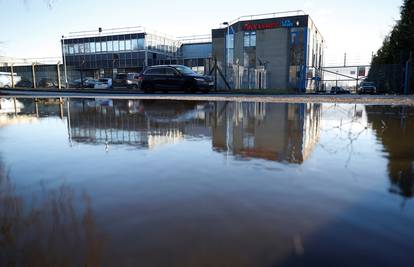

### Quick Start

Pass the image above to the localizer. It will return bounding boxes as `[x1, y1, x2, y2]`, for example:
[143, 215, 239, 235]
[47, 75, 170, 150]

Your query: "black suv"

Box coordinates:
[139, 65, 213, 93]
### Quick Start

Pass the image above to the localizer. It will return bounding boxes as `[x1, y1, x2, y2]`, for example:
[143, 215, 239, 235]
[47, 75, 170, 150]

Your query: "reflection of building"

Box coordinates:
[366, 106, 414, 198]
[68, 99, 321, 163]
[68, 100, 213, 150]
[0, 98, 65, 126]
[212, 102, 321, 163]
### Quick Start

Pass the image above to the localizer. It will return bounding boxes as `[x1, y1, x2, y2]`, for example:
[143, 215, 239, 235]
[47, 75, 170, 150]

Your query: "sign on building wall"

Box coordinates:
[242, 19, 301, 31]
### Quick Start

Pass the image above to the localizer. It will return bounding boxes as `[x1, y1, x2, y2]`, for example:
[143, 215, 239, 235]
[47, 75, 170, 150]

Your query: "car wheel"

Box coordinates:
[131, 84, 138, 90]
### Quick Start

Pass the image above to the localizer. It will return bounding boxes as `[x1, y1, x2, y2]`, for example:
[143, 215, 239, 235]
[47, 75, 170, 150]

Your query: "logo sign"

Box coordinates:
[281, 20, 294, 27]
[243, 22, 279, 31]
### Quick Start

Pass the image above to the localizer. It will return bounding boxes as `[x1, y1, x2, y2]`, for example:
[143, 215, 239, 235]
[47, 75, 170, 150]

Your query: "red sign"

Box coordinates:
[243, 22, 279, 31]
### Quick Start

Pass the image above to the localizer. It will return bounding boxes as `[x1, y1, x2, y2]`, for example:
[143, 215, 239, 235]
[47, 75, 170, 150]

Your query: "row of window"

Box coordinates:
[63, 39, 145, 55]
[63, 38, 181, 56]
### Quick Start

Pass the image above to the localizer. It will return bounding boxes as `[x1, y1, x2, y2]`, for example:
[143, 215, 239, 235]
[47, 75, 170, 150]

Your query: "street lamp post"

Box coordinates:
[222, 22, 229, 81]
[62, 35, 68, 88]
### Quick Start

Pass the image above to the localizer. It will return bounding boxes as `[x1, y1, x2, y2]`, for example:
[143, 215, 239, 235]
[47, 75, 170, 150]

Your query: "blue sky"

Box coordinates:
[0, 0, 403, 65]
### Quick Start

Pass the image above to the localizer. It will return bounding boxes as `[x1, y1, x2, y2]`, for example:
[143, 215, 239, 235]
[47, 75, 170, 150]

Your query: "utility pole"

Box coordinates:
[222, 22, 229, 84]
[62, 36, 68, 89]
[344, 53, 347, 67]
[10, 64, 14, 88]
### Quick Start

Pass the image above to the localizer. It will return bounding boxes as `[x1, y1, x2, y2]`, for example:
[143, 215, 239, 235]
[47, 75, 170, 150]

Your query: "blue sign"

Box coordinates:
[281, 20, 294, 28]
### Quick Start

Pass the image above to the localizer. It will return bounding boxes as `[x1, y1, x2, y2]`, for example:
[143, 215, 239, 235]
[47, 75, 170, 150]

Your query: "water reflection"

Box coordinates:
[211, 102, 321, 163]
[366, 106, 414, 198]
[0, 161, 104, 267]
[1, 98, 414, 266]
[67, 99, 321, 163]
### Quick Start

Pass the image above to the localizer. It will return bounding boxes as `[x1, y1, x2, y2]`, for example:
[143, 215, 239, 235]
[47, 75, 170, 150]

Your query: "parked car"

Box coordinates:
[139, 65, 213, 93]
[37, 78, 58, 88]
[0, 72, 22, 88]
[359, 82, 377, 94]
[72, 77, 97, 88]
[330, 86, 351, 95]
[94, 78, 113, 89]
[114, 73, 141, 89]
[15, 79, 33, 88]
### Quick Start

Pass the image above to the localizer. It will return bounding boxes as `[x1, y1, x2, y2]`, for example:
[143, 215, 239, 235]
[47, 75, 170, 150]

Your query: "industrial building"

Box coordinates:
[0, 11, 324, 92]
[212, 11, 325, 91]
[61, 27, 212, 80]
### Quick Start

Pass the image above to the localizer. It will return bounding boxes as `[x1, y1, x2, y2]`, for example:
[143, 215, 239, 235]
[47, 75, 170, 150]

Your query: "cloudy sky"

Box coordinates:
[0, 0, 402, 65]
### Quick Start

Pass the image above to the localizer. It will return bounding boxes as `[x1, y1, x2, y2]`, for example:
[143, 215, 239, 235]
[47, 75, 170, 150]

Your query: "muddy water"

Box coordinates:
[0, 98, 413, 267]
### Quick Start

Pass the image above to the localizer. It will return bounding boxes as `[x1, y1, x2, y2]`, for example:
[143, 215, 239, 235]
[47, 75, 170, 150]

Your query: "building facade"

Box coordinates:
[212, 12, 324, 91]
[58, 11, 324, 91]
[61, 27, 212, 79]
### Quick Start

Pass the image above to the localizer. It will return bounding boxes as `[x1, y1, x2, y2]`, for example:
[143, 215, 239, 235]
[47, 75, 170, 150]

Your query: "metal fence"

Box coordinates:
[307, 63, 413, 94]
[0, 59, 82, 89]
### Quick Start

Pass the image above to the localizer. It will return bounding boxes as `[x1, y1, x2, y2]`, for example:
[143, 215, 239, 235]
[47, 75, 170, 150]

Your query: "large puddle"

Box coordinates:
[0, 98, 413, 267]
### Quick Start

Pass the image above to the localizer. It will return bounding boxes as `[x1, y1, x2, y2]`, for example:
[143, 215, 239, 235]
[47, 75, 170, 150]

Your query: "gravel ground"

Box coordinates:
[1, 88, 414, 106]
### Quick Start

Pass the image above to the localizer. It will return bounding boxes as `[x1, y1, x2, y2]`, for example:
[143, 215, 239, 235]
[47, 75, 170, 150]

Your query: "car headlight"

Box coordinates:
[195, 78, 206, 83]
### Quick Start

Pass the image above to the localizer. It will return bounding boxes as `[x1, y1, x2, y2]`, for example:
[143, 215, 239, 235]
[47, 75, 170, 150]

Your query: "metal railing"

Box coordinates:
[177, 35, 212, 44]
[217, 10, 307, 28]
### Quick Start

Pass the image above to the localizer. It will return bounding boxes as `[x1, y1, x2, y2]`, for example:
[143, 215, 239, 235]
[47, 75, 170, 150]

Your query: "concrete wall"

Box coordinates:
[212, 36, 225, 63]
[256, 28, 290, 89]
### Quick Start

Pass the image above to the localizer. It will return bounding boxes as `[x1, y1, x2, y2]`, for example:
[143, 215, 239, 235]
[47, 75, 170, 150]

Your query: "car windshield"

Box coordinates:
[174, 66, 196, 75]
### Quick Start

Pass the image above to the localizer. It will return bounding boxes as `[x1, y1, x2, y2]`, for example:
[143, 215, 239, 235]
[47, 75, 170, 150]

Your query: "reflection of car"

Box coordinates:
[114, 73, 141, 89]
[330, 86, 351, 95]
[139, 65, 213, 93]
[16, 79, 33, 88]
[94, 78, 113, 89]
[359, 82, 377, 95]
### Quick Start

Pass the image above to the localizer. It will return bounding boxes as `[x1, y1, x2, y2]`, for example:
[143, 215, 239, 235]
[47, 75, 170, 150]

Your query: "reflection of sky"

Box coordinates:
[0, 100, 413, 266]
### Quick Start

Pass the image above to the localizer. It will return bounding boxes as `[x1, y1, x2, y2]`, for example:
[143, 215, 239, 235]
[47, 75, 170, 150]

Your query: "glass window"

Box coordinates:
[244, 32, 256, 47]
[79, 43, 84, 54]
[107, 41, 113, 52]
[90, 42, 95, 53]
[74, 44, 79, 54]
[165, 68, 177, 76]
[63, 44, 69, 55]
[138, 39, 144, 50]
[119, 40, 125, 51]
[132, 39, 138, 50]
[251, 32, 256, 47]
[69, 45, 74, 55]
[96, 42, 101, 52]
[84, 42, 90, 53]
[113, 40, 119, 51]
[125, 39, 132, 50]
[101, 41, 107, 52]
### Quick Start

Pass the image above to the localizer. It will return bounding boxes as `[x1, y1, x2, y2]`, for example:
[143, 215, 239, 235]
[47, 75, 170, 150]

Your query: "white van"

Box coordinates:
[0, 72, 22, 88]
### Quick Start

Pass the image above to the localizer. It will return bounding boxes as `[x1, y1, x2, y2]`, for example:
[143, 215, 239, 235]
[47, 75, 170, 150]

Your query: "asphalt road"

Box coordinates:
[1, 88, 414, 106]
